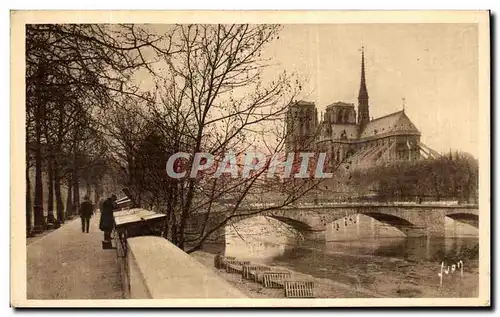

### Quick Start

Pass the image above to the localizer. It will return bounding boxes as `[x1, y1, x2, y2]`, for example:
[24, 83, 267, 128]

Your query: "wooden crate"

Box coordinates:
[262, 271, 292, 288]
[225, 260, 250, 270]
[284, 281, 315, 298]
[214, 254, 225, 269]
[226, 260, 250, 266]
[226, 263, 244, 274]
[242, 265, 269, 280]
[254, 270, 279, 283]
[215, 256, 236, 269]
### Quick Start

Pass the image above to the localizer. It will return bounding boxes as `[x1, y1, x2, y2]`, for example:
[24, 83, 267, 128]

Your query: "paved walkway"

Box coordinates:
[27, 213, 123, 299]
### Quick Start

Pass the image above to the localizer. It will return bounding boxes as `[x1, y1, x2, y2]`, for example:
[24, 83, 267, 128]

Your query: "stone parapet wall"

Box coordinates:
[125, 236, 247, 299]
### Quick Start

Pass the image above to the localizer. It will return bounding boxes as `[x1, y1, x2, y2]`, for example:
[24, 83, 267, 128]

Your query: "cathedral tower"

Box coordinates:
[357, 47, 370, 129]
[285, 101, 318, 152]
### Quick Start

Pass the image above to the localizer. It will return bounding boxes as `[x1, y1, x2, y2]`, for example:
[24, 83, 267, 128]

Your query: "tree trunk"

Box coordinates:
[170, 210, 179, 246]
[163, 208, 171, 240]
[176, 131, 205, 251]
[93, 184, 100, 207]
[55, 101, 65, 222]
[86, 182, 91, 199]
[46, 154, 55, 223]
[65, 178, 73, 217]
[172, 223, 178, 246]
[54, 161, 64, 223]
[33, 132, 44, 233]
[33, 62, 46, 234]
[433, 176, 441, 201]
[163, 186, 174, 241]
[26, 163, 32, 237]
[73, 173, 80, 216]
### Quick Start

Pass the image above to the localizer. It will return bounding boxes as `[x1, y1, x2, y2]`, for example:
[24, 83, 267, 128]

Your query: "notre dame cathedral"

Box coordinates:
[285, 48, 440, 172]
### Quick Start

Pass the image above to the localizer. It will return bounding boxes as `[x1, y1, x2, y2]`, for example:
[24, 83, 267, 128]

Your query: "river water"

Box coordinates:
[202, 215, 479, 298]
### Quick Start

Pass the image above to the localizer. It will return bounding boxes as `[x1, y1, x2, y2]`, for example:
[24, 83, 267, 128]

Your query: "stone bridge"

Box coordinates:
[188, 203, 479, 242]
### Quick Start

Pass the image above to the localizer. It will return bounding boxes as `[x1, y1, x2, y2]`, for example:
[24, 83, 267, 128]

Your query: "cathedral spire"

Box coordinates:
[358, 46, 369, 100]
[357, 46, 370, 127]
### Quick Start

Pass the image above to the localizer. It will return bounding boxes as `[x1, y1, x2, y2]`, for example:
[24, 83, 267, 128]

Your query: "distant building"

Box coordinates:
[285, 48, 439, 171]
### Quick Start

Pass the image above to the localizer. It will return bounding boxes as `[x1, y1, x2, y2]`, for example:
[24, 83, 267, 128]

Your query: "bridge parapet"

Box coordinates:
[237, 202, 479, 212]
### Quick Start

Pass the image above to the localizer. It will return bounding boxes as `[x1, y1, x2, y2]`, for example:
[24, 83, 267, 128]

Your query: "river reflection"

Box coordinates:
[208, 236, 479, 264]
[202, 236, 479, 297]
[201, 214, 479, 297]
[213, 215, 479, 263]
[322, 237, 479, 262]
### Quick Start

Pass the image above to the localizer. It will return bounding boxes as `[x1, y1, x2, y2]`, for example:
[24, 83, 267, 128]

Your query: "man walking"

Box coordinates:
[99, 194, 117, 242]
[79, 195, 93, 233]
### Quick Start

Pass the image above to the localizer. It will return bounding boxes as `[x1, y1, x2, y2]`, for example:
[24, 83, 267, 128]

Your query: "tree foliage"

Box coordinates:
[350, 152, 478, 204]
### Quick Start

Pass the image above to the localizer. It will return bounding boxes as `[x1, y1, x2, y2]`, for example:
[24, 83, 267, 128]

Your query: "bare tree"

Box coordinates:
[120, 24, 343, 252]
[25, 24, 169, 234]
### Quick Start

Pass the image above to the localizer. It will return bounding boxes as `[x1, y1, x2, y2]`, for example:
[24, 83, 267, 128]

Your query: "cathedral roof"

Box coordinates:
[291, 100, 316, 108]
[326, 101, 355, 108]
[332, 124, 359, 140]
[359, 110, 420, 139]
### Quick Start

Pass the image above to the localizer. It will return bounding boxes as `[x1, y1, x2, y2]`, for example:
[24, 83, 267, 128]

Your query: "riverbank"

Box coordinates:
[191, 251, 382, 298]
[269, 244, 479, 298]
[191, 250, 479, 298]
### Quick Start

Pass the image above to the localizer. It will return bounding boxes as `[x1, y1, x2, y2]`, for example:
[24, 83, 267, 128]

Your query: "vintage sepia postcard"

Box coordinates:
[11, 10, 490, 307]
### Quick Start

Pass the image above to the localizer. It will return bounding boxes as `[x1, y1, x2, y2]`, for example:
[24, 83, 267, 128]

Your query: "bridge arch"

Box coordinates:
[323, 211, 420, 238]
[446, 212, 479, 229]
[225, 215, 313, 243]
[266, 215, 315, 232]
[363, 212, 419, 235]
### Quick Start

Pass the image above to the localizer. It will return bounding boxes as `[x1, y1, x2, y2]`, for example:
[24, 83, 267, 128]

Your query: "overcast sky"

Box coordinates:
[262, 23, 479, 158]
